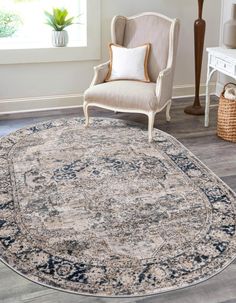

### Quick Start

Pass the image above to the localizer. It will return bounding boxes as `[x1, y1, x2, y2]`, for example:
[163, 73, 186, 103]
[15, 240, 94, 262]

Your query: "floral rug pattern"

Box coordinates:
[0, 118, 236, 297]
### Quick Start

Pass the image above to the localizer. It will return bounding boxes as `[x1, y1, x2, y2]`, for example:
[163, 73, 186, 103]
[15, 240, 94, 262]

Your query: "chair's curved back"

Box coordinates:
[111, 12, 180, 83]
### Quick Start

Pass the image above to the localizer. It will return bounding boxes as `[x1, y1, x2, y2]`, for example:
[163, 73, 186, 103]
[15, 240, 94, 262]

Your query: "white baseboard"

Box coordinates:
[173, 82, 216, 98]
[0, 94, 84, 115]
[0, 82, 217, 116]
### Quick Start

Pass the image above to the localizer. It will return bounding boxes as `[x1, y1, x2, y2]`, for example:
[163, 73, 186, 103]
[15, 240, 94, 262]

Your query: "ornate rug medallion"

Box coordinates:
[0, 118, 236, 297]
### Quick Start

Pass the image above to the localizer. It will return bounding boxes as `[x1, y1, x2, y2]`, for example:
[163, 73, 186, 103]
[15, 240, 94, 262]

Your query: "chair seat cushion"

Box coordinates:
[84, 81, 158, 112]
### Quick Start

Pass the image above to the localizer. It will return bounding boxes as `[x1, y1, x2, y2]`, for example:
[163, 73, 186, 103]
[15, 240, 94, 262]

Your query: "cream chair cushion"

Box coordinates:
[106, 44, 151, 82]
[84, 81, 158, 111]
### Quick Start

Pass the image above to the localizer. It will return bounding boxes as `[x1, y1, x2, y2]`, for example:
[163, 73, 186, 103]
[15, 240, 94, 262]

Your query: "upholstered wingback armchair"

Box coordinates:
[84, 12, 180, 142]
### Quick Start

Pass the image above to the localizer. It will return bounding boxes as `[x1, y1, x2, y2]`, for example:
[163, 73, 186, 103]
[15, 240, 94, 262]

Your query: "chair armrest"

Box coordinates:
[90, 61, 110, 87]
[156, 67, 174, 108]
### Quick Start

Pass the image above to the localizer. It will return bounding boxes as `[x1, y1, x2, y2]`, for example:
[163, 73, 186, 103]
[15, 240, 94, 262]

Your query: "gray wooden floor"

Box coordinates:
[0, 98, 236, 303]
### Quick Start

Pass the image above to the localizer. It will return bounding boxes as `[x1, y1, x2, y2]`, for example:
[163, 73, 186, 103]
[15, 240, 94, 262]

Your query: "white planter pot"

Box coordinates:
[52, 30, 69, 47]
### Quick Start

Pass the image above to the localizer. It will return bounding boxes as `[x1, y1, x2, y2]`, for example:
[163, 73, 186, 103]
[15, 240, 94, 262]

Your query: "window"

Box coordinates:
[0, 0, 87, 48]
[0, 0, 100, 64]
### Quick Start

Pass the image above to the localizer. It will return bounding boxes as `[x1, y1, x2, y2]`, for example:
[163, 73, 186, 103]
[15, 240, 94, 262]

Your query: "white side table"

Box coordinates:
[205, 47, 236, 127]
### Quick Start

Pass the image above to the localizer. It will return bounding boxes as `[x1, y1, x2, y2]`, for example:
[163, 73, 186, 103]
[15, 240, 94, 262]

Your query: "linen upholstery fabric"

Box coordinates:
[84, 81, 157, 111]
[91, 62, 110, 86]
[112, 16, 126, 46]
[106, 44, 151, 82]
[113, 15, 171, 82]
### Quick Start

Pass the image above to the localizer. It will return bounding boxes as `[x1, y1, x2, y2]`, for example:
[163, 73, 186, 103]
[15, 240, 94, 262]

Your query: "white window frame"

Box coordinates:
[0, 0, 101, 64]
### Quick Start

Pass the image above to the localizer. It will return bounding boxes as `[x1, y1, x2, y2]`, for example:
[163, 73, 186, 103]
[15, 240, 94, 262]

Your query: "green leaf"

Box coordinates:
[44, 7, 79, 31]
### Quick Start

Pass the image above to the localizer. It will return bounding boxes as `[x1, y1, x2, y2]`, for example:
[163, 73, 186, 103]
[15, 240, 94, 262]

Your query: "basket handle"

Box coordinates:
[222, 82, 236, 94]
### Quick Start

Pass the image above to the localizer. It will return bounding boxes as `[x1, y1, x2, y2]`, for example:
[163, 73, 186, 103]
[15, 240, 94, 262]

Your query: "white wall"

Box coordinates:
[0, 0, 222, 115]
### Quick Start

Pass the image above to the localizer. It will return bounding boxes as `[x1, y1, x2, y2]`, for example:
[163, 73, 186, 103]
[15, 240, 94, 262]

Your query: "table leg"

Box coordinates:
[205, 67, 216, 127]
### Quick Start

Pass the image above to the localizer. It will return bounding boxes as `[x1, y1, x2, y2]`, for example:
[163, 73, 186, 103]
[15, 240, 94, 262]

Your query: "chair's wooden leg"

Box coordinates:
[166, 100, 172, 122]
[83, 101, 89, 127]
[148, 112, 155, 143]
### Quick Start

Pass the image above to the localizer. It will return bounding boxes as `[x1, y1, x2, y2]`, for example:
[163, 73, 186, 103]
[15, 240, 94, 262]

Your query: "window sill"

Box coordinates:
[0, 0, 101, 64]
[0, 44, 100, 64]
[0, 41, 86, 50]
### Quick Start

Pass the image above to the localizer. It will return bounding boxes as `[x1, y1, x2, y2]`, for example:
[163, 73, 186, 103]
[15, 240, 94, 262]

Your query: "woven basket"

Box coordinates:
[217, 83, 236, 143]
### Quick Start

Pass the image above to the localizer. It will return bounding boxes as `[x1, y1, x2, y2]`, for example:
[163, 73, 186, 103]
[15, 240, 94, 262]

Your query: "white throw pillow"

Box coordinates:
[106, 43, 151, 82]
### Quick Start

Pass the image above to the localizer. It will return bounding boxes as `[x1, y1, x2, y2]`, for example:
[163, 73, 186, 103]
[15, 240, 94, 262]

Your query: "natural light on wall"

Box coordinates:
[0, 0, 87, 48]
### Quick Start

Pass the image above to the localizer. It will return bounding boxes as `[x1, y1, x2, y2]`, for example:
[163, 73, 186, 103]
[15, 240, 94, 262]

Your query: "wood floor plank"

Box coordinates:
[135, 264, 236, 303]
[0, 97, 235, 303]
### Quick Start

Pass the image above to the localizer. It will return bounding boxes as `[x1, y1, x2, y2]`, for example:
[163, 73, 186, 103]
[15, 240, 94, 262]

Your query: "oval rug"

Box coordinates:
[0, 118, 236, 297]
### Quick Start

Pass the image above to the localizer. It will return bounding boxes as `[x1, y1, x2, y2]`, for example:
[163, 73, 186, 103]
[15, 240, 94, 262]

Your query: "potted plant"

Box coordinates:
[44, 8, 76, 47]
